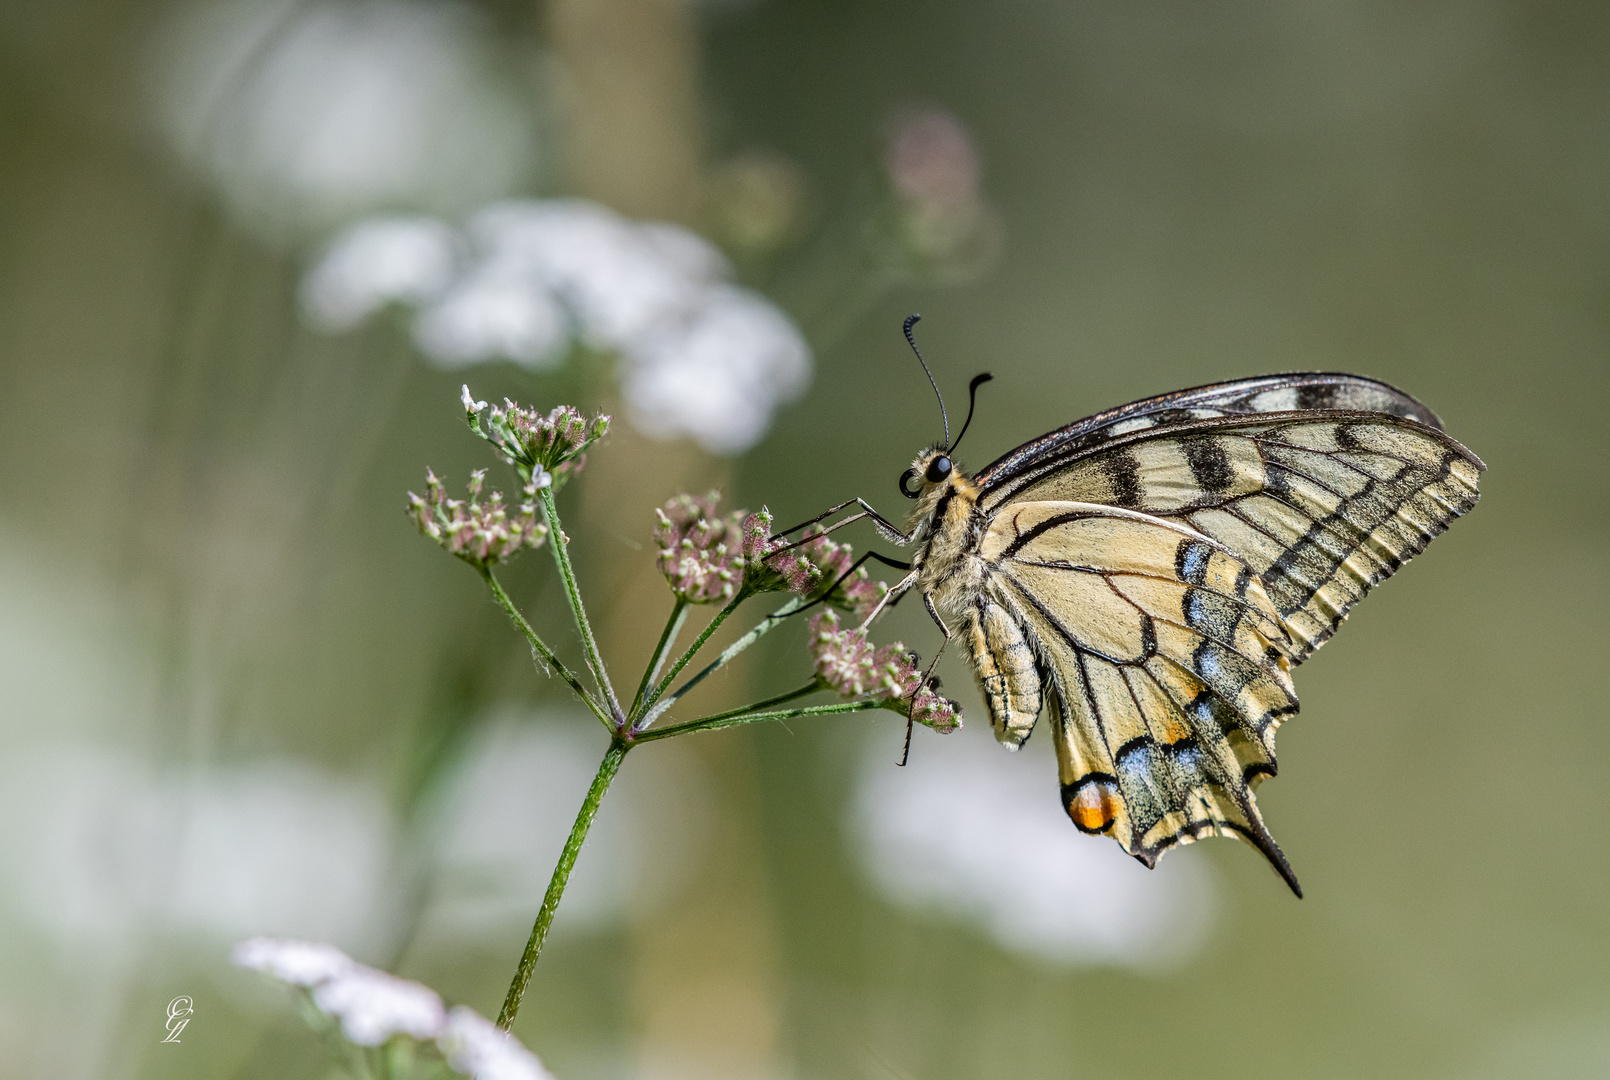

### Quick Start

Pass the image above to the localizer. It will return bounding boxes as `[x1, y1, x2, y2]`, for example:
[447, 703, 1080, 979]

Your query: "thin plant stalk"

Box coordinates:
[635, 697, 886, 743]
[638, 595, 805, 729]
[539, 486, 624, 723]
[655, 679, 821, 732]
[629, 598, 688, 718]
[497, 738, 629, 1030]
[481, 569, 611, 730]
[635, 590, 748, 718]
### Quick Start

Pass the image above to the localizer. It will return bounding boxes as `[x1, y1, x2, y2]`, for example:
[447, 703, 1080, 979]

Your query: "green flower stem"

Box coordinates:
[480, 569, 611, 731]
[634, 696, 885, 743]
[629, 598, 689, 719]
[637, 595, 805, 730]
[635, 590, 748, 721]
[539, 485, 624, 725]
[644, 679, 820, 734]
[497, 738, 629, 1031]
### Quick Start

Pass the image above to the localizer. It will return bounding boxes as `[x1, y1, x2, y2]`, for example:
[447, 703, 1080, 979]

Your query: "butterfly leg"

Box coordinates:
[773, 550, 913, 620]
[898, 592, 954, 767]
[772, 499, 914, 545]
[857, 568, 919, 629]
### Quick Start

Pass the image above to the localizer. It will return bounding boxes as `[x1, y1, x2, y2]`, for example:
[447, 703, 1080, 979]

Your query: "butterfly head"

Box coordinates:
[899, 445, 964, 500]
[898, 444, 979, 536]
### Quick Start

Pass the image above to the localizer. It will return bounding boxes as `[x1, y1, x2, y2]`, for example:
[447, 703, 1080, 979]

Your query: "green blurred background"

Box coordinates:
[0, 1, 1606, 1078]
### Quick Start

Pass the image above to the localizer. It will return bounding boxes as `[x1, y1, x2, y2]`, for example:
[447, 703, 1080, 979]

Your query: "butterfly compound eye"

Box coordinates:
[899, 468, 922, 499]
[925, 456, 952, 483]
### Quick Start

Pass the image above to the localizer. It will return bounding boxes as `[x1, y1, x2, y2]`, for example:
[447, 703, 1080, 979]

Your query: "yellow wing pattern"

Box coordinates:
[965, 502, 1305, 894]
[980, 414, 1484, 661]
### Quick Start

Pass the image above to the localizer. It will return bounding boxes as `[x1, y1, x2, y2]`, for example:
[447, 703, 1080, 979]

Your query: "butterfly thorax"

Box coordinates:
[904, 451, 989, 617]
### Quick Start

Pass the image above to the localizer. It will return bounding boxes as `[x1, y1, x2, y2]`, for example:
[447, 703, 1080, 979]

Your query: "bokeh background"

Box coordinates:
[1, 1, 1606, 1078]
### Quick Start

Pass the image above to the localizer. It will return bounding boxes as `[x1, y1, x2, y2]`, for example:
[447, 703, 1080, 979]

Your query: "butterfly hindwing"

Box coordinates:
[964, 502, 1304, 893]
[977, 412, 1483, 661]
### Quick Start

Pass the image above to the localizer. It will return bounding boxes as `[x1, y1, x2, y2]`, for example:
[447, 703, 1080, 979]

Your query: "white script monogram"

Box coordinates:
[160, 997, 193, 1044]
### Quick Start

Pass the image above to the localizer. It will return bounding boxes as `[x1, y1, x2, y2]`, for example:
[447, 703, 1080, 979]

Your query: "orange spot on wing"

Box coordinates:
[1066, 782, 1119, 834]
[1157, 714, 1192, 743]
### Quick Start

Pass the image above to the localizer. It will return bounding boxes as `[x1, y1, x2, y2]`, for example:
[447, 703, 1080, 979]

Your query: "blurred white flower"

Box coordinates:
[414, 263, 571, 370]
[300, 216, 460, 330]
[622, 285, 812, 455]
[232, 937, 356, 986]
[237, 937, 445, 1045]
[313, 965, 447, 1046]
[151, 0, 536, 240]
[465, 200, 725, 352]
[848, 727, 1218, 969]
[237, 938, 553, 1076]
[303, 199, 810, 453]
[0, 750, 394, 950]
[439, 1006, 554, 1080]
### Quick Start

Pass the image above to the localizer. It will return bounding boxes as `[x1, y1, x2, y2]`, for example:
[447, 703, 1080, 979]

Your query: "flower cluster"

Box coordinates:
[464, 386, 609, 489]
[650, 492, 899, 618]
[408, 468, 547, 569]
[653, 492, 750, 604]
[236, 938, 553, 1079]
[808, 610, 961, 733]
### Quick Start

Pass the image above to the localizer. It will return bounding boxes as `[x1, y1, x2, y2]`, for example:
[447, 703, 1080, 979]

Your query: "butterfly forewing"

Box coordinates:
[977, 372, 1446, 499]
[977, 412, 1484, 661]
[964, 503, 1303, 892]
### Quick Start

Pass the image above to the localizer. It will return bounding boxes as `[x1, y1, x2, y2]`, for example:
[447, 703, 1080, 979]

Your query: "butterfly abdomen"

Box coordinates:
[966, 599, 1042, 749]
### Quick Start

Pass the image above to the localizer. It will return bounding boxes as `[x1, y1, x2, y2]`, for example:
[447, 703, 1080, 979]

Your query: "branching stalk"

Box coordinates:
[629, 598, 688, 719]
[539, 486, 624, 724]
[636, 590, 747, 719]
[634, 697, 885, 743]
[497, 739, 629, 1030]
[481, 569, 611, 730]
[638, 595, 805, 730]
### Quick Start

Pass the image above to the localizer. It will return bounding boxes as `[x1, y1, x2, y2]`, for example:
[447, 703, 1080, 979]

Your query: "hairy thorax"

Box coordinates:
[910, 471, 989, 618]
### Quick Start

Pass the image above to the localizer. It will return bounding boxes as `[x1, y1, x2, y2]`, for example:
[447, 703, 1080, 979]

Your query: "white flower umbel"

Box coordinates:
[622, 285, 810, 454]
[302, 198, 812, 454]
[233, 937, 355, 986]
[414, 263, 570, 370]
[237, 937, 555, 1075]
[438, 1006, 554, 1080]
[464, 200, 723, 352]
[235, 938, 444, 1045]
[312, 965, 447, 1046]
[301, 216, 460, 330]
[151, 0, 535, 241]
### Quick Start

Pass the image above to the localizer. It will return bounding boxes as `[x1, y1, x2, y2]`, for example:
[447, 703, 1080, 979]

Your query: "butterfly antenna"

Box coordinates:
[903, 314, 948, 447]
[948, 372, 993, 455]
